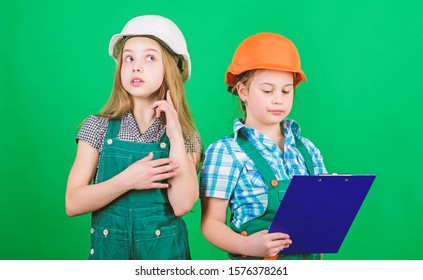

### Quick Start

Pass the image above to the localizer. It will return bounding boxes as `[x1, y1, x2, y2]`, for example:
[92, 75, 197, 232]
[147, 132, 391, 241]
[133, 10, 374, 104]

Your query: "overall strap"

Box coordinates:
[105, 118, 122, 139]
[158, 128, 170, 145]
[235, 134, 278, 187]
[234, 133, 315, 181]
[295, 138, 315, 175]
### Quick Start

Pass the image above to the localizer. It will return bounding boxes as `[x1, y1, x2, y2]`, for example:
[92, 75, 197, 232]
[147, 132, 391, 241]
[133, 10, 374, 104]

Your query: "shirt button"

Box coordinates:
[90, 228, 95, 234]
[160, 142, 167, 149]
[103, 229, 108, 236]
[271, 180, 278, 187]
[107, 139, 113, 145]
[90, 248, 94, 255]
[155, 229, 161, 237]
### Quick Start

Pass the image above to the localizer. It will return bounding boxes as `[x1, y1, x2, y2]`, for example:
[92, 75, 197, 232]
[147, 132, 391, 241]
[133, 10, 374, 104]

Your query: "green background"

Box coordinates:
[0, 0, 422, 260]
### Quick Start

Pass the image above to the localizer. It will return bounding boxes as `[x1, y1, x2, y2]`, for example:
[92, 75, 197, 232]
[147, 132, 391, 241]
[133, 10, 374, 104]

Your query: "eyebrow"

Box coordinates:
[260, 83, 294, 87]
[122, 48, 160, 54]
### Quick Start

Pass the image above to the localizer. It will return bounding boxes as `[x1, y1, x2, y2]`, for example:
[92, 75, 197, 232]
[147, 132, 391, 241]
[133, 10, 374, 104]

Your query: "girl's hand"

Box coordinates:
[119, 152, 179, 190]
[244, 230, 292, 258]
[151, 90, 183, 142]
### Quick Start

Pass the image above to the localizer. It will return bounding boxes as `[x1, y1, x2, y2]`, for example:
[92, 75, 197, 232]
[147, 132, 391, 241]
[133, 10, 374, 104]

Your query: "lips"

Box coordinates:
[131, 78, 144, 86]
[269, 110, 284, 115]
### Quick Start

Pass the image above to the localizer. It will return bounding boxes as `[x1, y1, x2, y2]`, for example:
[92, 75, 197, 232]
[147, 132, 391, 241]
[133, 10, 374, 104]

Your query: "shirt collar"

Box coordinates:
[232, 118, 246, 140]
[281, 118, 301, 139]
[232, 118, 302, 148]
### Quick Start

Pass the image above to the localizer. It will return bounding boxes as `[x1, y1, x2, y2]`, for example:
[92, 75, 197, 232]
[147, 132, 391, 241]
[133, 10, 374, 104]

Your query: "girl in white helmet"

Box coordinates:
[66, 15, 202, 259]
[200, 33, 327, 260]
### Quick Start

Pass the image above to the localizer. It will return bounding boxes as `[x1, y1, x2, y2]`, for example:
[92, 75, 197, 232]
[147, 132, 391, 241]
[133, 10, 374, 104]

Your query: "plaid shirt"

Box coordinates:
[200, 118, 327, 229]
[76, 111, 202, 154]
[77, 111, 202, 183]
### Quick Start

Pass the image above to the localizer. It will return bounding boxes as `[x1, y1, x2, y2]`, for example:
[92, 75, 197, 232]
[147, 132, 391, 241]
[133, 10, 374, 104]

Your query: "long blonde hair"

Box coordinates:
[98, 36, 200, 152]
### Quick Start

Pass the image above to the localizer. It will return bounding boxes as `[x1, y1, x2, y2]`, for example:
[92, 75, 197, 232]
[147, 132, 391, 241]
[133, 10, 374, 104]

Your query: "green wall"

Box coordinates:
[0, 0, 422, 260]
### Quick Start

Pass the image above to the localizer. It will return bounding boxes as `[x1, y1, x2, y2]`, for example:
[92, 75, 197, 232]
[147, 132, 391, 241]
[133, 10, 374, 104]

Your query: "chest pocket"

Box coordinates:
[97, 152, 132, 182]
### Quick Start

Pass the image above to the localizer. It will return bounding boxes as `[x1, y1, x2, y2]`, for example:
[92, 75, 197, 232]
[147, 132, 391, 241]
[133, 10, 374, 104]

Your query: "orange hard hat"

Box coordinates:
[225, 32, 306, 91]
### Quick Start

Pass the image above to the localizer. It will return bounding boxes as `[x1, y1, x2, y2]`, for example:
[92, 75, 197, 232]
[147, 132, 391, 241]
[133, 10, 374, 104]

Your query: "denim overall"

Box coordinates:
[229, 133, 320, 260]
[88, 119, 190, 259]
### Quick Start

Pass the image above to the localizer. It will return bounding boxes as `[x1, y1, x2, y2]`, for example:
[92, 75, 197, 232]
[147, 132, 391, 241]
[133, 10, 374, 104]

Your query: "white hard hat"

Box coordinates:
[109, 15, 191, 81]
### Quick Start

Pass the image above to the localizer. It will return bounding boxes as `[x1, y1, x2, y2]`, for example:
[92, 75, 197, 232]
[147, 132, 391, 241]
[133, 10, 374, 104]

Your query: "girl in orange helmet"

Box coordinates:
[200, 32, 327, 260]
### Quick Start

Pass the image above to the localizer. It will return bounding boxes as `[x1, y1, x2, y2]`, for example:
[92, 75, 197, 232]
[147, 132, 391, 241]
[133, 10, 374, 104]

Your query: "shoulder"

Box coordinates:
[76, 115, 110, 151]
[82, 115, 109, 128]
[295, 133, 327, 173]
[297, 135, 318, 150]
[285, 118, 326, 161]
[284, 118, 317, 150]
[203, 136, 246, 168]
[78, 115, 110, 137]
[205, 136, 239, 155]
[297, 135, 324, 160]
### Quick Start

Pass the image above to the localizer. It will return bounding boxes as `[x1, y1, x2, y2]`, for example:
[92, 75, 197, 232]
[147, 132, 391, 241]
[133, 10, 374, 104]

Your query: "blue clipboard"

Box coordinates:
[268, 174, 376, 254]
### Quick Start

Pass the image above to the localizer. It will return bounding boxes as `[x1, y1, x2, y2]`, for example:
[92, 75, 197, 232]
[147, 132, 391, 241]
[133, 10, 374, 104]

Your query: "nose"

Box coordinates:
[132, 63, 143, 72]
[272, 92, 283, 104]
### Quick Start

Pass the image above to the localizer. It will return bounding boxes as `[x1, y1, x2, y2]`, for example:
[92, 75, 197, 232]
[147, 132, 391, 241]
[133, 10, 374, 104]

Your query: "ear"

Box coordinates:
[236, 82, 248, 102]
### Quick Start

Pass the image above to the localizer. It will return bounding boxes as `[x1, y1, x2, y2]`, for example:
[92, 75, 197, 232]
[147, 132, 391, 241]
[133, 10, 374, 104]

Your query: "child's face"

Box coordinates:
[120, 37, 165, 100]
[239, 69, 294, 128]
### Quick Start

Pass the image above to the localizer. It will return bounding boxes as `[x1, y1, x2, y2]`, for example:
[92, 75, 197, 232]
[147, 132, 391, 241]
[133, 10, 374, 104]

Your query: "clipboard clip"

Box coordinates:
[318, 173, 353, 182]
[318, 173, 352, 176]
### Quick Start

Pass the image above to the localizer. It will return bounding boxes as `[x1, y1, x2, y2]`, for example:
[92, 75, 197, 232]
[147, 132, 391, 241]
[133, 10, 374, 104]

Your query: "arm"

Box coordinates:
[167, 146, 201, 216]
[65, 140, 177, 216]
[201, 197, 246, 255]
[201, 197, 291, 258]
[151, 90, 200, 216]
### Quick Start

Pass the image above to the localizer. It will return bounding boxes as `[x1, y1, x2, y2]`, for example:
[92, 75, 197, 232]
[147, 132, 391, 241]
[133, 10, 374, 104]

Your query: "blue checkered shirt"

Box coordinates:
[200, 118, 327, 229]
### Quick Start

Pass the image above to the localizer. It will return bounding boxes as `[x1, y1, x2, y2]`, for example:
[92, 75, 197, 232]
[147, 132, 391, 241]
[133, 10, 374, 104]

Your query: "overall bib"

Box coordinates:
[89, 119, 190, 260]
[229, 134, 320, 260]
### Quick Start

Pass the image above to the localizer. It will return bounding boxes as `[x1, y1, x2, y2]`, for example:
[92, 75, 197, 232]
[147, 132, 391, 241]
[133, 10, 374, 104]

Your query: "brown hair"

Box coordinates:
[230, 70, 258, 114]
